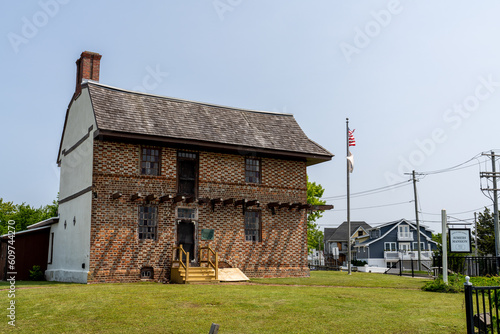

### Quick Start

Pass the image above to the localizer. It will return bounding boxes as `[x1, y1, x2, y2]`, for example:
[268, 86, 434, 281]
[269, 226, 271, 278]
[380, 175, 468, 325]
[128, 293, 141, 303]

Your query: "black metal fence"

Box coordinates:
[384, 259, 433, 277]
[464, 279, 500, 333]
[308, 264, 339, 271]
[434, 256, 500, 277]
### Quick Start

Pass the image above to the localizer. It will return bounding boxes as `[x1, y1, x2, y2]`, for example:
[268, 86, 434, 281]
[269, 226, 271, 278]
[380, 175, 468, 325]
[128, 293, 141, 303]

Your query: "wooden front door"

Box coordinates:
[177, 220, 195, 262]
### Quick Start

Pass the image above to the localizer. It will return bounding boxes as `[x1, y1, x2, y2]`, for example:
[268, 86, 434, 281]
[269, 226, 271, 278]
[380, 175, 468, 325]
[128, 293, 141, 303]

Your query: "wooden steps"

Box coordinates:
[171, 266, 219, 284]
[171, 245, 219, 284]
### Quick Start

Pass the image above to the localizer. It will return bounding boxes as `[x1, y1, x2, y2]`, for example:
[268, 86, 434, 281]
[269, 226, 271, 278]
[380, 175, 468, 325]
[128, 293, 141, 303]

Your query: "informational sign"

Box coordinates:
[201, 229, 214, 241]
[449, 228, 472, 253]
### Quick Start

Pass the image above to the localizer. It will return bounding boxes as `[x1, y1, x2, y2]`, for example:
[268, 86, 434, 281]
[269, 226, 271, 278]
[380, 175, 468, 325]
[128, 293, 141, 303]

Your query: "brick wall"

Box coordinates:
[89, 140, 309, 283]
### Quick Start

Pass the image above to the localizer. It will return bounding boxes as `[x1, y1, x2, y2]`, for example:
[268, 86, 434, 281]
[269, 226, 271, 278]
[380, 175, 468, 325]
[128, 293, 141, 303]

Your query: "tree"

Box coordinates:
[473, 207, 496, 256]
[307, 178, 326, 252]
[431, 233, 442, 254]
[0, 198, 58, 234]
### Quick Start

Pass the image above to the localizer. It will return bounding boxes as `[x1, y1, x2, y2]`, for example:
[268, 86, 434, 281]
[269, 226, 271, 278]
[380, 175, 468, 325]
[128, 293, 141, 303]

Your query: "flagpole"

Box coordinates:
[346, 118, 352, 275]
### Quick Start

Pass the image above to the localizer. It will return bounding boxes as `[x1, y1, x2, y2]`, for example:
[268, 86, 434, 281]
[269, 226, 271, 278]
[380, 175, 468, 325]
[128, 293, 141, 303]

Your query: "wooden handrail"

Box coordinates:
[200, 245, 218, 281]
[172, 245, 189, 279]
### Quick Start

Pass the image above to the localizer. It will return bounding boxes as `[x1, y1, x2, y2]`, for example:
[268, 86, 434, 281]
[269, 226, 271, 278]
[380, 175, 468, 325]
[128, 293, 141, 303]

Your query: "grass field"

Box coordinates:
[0, 271, 466, 333]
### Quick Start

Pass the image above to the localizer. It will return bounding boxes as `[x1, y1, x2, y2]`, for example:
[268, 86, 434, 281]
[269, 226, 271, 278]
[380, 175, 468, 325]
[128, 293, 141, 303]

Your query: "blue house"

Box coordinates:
[354, 219, 438, 269]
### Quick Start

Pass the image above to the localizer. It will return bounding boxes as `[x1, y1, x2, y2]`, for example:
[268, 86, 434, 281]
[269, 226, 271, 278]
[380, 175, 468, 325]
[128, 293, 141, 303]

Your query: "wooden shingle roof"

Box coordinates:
[87, 82, 333, 165]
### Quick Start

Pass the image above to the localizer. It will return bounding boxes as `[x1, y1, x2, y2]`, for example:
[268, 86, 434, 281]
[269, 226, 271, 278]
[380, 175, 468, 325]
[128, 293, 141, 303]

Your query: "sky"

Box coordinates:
[1, 1, 500, 234]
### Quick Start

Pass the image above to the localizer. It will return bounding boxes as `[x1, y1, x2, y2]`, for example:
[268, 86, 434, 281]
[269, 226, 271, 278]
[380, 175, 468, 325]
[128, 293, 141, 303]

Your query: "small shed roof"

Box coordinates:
[1, 225, 51, 239]
[27, 217, 59, 230]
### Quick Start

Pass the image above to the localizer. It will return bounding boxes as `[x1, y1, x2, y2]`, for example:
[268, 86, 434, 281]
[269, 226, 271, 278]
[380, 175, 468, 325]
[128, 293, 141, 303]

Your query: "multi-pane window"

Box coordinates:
[398, 224, 410, 238]
[245, 158, 261, 183]
[176, 208, 197, 220]
[138, 206, 158, 240]
[141, 148, 160, 176]
[245, 211, 261, 242]
[370, 229, 380, 239]
[177, 151, 198, 196]
[412, 242, 425, 251]
[384, 242, 396, 251]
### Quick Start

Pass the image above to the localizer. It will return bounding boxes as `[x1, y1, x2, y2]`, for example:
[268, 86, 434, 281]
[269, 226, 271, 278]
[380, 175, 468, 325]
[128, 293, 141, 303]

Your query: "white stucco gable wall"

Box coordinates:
[46, 87, 96, 283]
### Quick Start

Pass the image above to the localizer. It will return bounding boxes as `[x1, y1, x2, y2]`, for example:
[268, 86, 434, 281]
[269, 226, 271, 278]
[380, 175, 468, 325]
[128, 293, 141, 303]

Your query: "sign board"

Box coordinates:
[449, 228, 472, 253]
[201, 229, 214, 241]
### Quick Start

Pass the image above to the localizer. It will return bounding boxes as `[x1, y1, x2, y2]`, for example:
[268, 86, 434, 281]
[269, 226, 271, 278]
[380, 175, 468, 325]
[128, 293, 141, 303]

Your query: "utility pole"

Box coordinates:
[480, 151, 500, 256]
[405, 171, 422, 270]
[493, 153, 499, 257]
[474, 212, 478, 257]
[412, 170, 422, 270]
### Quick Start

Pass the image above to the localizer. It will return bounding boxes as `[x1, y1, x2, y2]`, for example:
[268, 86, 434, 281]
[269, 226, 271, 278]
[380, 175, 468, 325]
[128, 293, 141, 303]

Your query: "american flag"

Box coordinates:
[348, 128, 356, 146]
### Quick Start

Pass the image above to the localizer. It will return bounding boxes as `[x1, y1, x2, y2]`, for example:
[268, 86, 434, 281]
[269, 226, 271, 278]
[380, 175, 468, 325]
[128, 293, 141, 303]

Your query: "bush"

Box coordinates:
[351, 260, 368, 266]
[421, 274, 464, 293]
[423, 274, 500, 293]
[29, 265, 45, 281]
[470, 275, 500, 287]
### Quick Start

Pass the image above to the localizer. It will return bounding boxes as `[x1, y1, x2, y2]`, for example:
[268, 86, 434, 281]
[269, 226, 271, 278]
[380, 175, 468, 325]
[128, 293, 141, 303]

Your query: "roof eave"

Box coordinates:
[27, 217, 59, 230]
[94, 129, 333, 165]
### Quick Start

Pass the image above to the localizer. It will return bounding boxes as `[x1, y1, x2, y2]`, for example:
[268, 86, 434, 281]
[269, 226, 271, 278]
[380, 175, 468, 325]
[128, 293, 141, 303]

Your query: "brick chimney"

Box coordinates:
[75, 51, 102, 97]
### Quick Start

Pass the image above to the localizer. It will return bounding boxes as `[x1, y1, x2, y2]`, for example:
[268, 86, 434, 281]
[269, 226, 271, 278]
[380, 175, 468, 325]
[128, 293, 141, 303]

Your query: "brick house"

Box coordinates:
[45, 51, 333, 283]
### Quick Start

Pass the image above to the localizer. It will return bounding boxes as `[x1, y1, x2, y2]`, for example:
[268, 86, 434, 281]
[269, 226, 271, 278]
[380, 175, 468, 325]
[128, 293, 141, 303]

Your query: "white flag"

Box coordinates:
[347, 151, 354, 173]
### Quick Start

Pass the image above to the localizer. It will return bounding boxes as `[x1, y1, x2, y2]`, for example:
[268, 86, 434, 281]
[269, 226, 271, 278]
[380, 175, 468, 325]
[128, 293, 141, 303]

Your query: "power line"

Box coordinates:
[323, 180, 411, 200]
[419, 204, 493, 216]
[333, 200, 413, 212]
[417, 154, 483, 176]
[407, 218, 473, 224]
[448, 216, 475, 224]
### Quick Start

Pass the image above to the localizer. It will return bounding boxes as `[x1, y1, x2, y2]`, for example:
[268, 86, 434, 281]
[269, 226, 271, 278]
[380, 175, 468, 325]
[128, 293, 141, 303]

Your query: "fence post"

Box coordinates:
[411, 260, 414, 278]
[464, 276, 474, 334]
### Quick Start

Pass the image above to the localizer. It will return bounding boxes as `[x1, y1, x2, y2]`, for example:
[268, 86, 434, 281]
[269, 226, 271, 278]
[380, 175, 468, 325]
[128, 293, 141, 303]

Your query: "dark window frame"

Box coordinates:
[140, 147, 161, 176]
[140, 267, 154, 279]
[138, 206, 158, 240]
[176, 151, 199, 197]
[244, 210, 261, 242]
[245, 157, 261, 184]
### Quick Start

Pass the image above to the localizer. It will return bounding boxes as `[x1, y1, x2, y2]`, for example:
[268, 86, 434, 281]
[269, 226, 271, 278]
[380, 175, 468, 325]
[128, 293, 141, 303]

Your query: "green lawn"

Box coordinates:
[0, 271, 465, 333]
[251, 270, 430, 289]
